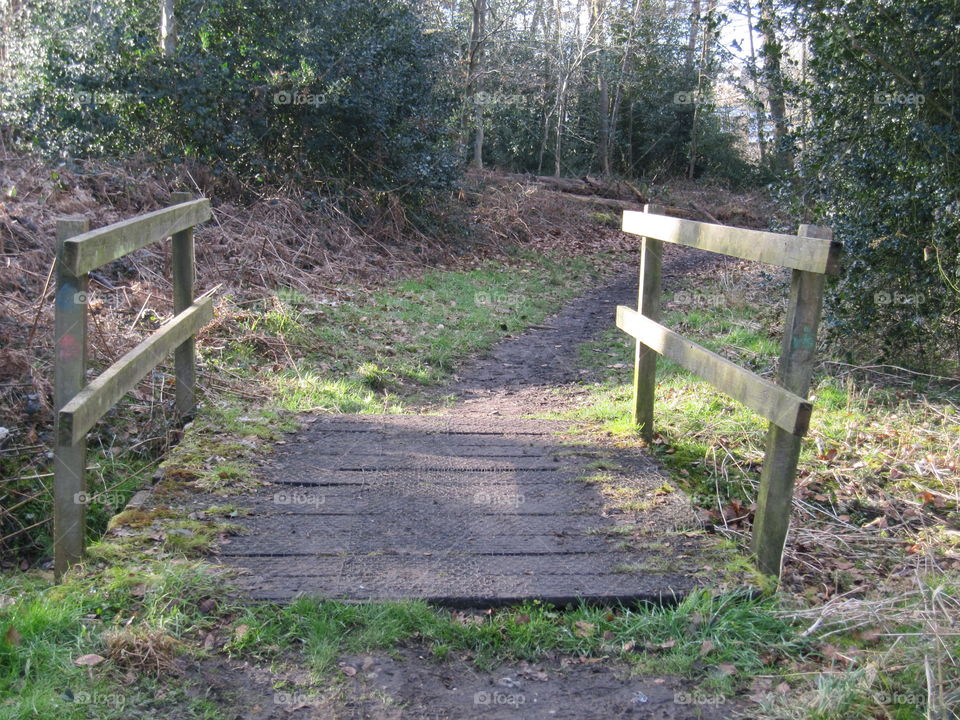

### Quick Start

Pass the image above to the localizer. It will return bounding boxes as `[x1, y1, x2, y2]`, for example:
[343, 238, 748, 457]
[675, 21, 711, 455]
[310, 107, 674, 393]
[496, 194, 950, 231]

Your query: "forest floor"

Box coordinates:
[0, 164, 958, 719]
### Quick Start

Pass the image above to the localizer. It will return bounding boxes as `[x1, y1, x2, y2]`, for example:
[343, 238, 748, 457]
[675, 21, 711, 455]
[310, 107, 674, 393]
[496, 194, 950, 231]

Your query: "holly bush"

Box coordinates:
[2, 0, 459, 199]
[794, 0, 959, 366]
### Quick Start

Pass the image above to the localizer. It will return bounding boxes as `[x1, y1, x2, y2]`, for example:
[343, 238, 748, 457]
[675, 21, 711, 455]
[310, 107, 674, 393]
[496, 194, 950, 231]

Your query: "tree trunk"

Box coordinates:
[160, 0, 176, 57]
[686, 0, 705, 178]
[608, 0, 643, 176]
[685, 0, 700, 71]
[472, 106, 484, 169]
[744, 0, 767, 162]
[464, 0, 488, 161]
[552, 0, 564, 177]
[759, 0, 791, 171]
[554, 87, 565, 177]
[598, 75, 610, 176]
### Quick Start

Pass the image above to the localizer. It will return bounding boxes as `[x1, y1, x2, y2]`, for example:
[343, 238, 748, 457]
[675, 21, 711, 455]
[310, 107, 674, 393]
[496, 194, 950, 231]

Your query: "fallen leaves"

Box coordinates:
[516, 661, 549, 682]
[4, 626, 21, 646]
[573, 620, 595, 638]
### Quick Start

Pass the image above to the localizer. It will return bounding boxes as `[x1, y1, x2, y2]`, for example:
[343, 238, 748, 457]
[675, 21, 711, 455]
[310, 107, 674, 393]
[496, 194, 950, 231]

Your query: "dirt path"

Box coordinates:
[169, 248, 747, 719]
[206, 248, 733, 606]
[439, 245, 726, 416]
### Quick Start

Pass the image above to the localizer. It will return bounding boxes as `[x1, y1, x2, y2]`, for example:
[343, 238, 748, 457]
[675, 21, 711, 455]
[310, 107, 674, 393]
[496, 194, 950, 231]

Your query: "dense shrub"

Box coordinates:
[793, 0, 960, 365]
[2, 0, 460, 198]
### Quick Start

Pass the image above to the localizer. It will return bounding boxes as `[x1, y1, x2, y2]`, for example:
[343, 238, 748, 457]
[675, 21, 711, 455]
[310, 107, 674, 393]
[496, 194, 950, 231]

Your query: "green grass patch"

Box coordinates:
[226, 590, 807, 692]
[0, 559, 242, 720]
[540, 265, 960, 718]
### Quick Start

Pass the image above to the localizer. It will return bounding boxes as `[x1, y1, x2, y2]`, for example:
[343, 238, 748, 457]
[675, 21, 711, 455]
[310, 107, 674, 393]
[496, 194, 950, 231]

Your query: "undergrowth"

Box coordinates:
[546, 260, 960, 718]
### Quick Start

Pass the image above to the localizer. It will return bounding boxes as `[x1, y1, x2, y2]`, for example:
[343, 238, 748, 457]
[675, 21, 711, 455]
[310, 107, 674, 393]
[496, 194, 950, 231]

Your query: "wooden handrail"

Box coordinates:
[616, 307, 813, 436]
[622, 211, 842, 275]
[619, 205, 837, 580]
[53, 194, 214, 579]
[61, 199, 211, 276]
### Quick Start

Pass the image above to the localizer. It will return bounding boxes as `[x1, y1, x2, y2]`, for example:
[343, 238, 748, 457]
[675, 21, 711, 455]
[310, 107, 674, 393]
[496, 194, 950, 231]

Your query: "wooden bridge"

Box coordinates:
[53, 200, 837, 602]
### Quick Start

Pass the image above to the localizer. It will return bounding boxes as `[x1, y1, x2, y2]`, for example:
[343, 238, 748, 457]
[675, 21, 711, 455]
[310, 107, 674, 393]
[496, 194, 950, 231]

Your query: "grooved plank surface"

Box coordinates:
[216, 414, 714, 604]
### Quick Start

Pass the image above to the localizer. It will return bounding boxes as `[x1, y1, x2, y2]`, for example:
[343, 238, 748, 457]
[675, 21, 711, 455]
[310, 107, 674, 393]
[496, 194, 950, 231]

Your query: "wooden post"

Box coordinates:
[54, 217, 90, 579]
[631, 204, 664, 441]
[752, 224, 833, 578]
[170, 192, 196, 417]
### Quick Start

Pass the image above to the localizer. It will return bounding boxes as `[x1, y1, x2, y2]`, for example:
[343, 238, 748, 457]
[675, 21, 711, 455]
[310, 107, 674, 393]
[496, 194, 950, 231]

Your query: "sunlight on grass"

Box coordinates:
[225, 590, 804, 691]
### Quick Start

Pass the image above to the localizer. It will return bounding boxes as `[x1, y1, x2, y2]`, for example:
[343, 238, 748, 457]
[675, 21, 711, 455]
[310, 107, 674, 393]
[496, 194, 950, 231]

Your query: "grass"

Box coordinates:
[543, 261, 960, 718]
[4, 242, 958, 718]
[1, 425, 160, 559]
[203, 249, 602, 416]
[225, 590, 807, 692]
[0, 559, 241, 719]
[0, 552, 810, 719]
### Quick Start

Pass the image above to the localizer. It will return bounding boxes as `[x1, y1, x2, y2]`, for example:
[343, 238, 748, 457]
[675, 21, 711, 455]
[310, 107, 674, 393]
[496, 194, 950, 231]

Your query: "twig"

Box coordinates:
[25, 258, 56, 350]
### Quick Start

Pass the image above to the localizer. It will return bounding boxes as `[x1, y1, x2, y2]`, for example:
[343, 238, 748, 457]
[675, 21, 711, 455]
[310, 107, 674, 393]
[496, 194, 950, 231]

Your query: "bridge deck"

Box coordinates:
[210, 414, 718, 606]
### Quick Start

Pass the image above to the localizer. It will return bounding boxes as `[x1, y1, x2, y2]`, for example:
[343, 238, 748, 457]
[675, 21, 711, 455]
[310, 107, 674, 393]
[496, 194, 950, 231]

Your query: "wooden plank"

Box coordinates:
[616, 306, 812, 435]
[752, 225, 833, 578]
[631, 204, 664, 441]
[54, 217, 90, 580]
[59, 296, 214, 446]
[61, 199, 211, 276]
[622, 211, 841, 275]
[170, 192, 197, 417]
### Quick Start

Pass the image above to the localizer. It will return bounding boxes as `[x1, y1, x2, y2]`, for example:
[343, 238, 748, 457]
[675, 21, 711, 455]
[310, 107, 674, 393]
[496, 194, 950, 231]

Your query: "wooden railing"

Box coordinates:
[616, 204, 841, 578]
[53, 192, 213, 578]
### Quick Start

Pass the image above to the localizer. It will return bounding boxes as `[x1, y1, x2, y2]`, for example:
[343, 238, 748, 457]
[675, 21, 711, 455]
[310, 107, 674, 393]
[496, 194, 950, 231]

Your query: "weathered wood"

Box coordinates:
[59, 296, 214, 446]
[616, 306, 813, 436]
[61, 199, 211, 276]
[752, 225, 834, 578]
[54, 217, 90, 579]
[622, 211, 842, 275]
[631, 204, 664, 441]
[170, 192, 197, 417]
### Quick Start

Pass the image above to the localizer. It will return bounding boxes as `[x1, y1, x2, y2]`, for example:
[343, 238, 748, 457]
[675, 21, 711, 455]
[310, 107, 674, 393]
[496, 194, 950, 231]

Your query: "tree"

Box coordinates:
[758, 0, 790, 171]
[4, 0, 459, 198]
[465, 0, 488, 168]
